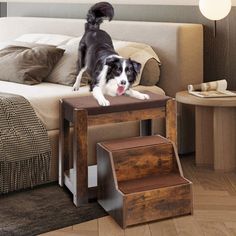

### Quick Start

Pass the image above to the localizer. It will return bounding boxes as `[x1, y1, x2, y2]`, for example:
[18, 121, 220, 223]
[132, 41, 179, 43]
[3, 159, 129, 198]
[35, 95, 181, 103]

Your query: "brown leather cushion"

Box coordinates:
[0, 44, 65, 85]
[63, 91, 170, 116]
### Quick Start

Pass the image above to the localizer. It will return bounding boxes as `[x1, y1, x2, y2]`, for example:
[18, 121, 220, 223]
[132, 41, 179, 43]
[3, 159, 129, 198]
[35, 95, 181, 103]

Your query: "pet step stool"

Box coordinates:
[97, 135, 193, 228]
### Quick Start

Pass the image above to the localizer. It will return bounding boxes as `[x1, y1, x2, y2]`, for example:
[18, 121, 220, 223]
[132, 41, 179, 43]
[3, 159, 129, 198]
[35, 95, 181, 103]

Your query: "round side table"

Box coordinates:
[176, 91, 236, 172]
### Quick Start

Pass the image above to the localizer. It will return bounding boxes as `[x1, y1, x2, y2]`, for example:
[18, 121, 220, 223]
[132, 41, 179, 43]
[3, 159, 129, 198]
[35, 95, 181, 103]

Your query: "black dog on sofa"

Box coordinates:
[72, 2, 150, 106]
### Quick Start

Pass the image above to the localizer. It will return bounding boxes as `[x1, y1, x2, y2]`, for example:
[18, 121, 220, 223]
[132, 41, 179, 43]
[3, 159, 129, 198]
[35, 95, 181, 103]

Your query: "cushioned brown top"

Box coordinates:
[118, 173, 189, 194]
[100, 135, 171, 151]
[63, 91, 170, 115]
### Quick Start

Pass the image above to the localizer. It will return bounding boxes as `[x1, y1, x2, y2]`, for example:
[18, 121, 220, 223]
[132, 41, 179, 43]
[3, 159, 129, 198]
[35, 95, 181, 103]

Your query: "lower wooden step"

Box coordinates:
[124, 179, 192, 227]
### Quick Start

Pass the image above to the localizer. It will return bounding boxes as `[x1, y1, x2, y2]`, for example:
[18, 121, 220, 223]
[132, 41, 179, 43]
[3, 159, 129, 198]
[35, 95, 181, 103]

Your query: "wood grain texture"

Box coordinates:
[124, 224, 151, 236]
[98, 216, 125, 236]
[177, 91, 236, 172]
[118, 173, 189, 194]
[73, 109, 88, 205]
[60, 95, 173, 207]
[73, 219, 98, 236]
[149, 219, 178, 236]
[113, 144, 175, 182]
[195, 106, 214, 167]
[98, 136, 192, 228]
[125, 184, 192, 227]
[213, 107, 236, 171]
[166, 99, 177, 147]
[176, 91, 236, 107]
[88, 107, 165, 126]
[42, 155, 236, 236]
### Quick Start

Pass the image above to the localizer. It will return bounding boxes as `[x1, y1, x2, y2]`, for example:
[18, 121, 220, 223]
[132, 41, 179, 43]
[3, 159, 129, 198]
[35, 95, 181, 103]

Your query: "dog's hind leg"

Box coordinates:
[73, 42, 87, 91]
[78, 42, 86, 69]
[72, 66, 87, 91]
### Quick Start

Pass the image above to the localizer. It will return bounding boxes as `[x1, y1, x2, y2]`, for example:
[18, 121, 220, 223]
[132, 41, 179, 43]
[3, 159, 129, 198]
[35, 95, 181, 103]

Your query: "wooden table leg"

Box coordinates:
[195, 106, 236, 171]
[195, 106, 214, 167]
[166, 99, 177, 147]
[213, 107, 236, 171]
[59, 100, 70, 187]
[73, 108, 88, 206]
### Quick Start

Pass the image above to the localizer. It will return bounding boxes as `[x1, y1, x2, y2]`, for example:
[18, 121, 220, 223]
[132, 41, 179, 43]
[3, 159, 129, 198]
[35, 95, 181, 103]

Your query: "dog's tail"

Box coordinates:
[86, 2, 114, 30]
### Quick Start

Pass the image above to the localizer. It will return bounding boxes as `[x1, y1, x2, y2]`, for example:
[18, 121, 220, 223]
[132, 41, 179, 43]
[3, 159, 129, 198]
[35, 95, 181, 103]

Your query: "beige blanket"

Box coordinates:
[0, 93, 51, 194]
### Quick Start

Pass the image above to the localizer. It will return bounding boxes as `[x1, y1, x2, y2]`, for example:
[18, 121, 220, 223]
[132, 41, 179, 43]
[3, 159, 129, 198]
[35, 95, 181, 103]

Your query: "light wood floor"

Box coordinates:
[40, 155, 236, 236]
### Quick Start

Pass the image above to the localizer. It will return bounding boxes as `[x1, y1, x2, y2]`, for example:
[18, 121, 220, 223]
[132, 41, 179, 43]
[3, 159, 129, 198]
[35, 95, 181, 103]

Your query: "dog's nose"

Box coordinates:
[121, 80, 126, 85]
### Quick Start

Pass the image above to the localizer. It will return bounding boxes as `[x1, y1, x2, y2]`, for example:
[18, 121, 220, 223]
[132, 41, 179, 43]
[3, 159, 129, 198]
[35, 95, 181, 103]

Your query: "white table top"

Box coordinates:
[176, 91, 236, 107]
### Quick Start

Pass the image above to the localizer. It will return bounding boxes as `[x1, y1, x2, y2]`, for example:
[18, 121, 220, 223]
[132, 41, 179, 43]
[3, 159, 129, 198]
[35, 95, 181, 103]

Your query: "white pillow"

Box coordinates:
[15, 33, 74, 46]
[45, 37, 81, 86]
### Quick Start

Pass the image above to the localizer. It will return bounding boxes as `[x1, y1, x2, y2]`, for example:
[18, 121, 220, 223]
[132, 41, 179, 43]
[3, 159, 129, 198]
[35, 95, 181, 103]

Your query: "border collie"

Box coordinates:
[73, 2, 150, 106]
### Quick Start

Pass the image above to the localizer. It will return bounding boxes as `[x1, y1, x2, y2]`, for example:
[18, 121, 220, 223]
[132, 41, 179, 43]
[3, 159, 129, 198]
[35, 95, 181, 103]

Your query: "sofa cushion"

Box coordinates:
[0, 44, 65, 85]
[46, 37, 81, 86]
[15, 33, 73, 46]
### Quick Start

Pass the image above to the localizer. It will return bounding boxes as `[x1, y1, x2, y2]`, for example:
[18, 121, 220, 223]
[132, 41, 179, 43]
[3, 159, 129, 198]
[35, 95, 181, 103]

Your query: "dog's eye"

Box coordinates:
[116, 66, 122, 74]
[126, 68, 132, 75]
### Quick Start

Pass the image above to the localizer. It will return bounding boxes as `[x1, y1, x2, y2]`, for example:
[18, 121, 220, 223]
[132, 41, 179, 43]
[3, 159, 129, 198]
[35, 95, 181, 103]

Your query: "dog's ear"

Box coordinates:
[105, 57, 119, 67]
[130, 59, 141, 74]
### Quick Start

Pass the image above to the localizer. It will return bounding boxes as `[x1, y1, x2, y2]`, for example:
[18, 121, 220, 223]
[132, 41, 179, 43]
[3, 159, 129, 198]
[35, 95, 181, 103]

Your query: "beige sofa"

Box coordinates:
[0, 17, 203, 182]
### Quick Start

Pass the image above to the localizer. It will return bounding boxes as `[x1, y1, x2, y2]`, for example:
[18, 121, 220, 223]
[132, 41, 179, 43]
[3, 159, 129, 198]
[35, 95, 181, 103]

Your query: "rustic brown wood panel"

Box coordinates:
[88, 107, 165, 126]
[73, 108, 88, 205]
[125, 184, 192, 227]
[119, 173, 189, 194]
[195, 106, 214, 167]
[97, 136, 192, 228]
[112, 144, 176, 182]
[166, 99, 177, 146]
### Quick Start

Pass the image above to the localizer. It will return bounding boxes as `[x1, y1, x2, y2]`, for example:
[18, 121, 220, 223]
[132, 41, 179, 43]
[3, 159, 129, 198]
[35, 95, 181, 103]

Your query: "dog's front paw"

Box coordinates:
[98, 98, 110, 106]
[139, 93, 150, 100]
[72, 84, 80, 91]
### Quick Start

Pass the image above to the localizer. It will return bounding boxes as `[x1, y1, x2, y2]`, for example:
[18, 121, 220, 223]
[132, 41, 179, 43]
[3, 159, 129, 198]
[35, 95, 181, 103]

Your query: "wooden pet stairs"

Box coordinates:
[97, 135, 193, 228]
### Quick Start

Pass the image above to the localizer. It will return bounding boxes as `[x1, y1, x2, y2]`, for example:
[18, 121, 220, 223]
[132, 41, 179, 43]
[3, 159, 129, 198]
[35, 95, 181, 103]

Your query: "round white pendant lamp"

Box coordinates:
[199, 0, 232, 20]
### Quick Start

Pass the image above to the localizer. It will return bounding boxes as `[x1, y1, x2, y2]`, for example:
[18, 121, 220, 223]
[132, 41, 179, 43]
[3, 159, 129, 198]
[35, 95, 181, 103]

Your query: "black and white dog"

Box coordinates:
[72, 2, 150, 106]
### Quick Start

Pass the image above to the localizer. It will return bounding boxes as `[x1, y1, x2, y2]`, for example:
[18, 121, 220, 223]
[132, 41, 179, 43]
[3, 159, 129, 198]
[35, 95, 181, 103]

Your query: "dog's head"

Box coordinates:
[105, 56, 141, 96]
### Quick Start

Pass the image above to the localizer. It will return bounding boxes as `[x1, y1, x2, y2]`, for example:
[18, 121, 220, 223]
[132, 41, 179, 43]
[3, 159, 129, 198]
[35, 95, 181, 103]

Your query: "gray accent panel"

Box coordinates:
[8, 3, 88, 18]
[0, 3, 7, 17]
[7, 3, 203, 22]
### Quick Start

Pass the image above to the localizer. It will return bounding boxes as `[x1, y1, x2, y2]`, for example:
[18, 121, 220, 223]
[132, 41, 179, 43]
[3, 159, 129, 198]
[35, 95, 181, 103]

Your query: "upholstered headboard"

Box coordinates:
[0, 17, 203, 97]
